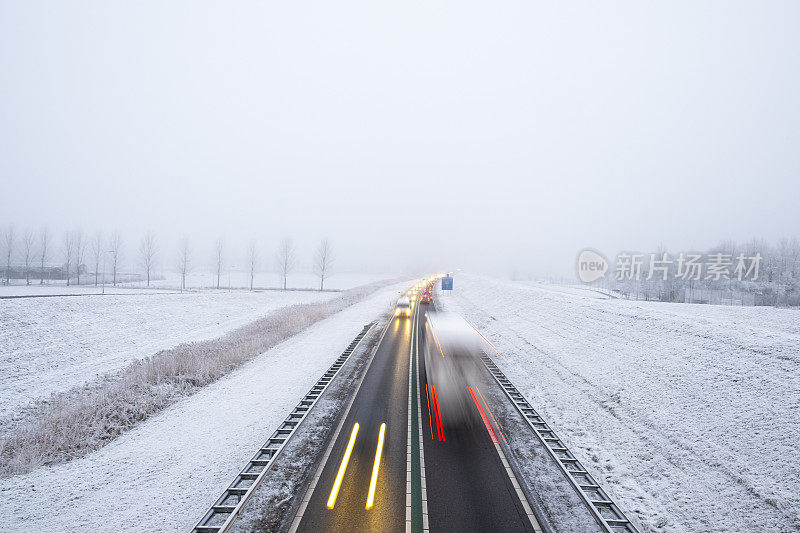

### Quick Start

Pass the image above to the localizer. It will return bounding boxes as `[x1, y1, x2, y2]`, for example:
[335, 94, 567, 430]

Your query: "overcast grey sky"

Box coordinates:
[1, 1, 798, 276]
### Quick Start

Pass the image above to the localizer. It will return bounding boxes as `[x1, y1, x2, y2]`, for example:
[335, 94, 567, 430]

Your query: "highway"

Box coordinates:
[290, 285, 540, 532]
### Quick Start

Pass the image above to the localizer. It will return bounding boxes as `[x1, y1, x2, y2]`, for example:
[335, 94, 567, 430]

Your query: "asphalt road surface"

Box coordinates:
[291, 294, 538, 532]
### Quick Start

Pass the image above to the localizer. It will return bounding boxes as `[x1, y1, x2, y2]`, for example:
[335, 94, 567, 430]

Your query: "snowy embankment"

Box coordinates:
[0, 290, 338, 422]
[442, 275, 799, 533]
[0, 282, 408, 532]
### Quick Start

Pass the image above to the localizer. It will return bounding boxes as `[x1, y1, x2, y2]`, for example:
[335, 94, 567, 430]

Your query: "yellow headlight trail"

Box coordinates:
[365, 422, 386, 510]
[327, 422, 359, 509]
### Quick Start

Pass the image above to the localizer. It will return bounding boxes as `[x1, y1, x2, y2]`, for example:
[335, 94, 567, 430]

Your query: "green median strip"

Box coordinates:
[411, 307, 423, 533]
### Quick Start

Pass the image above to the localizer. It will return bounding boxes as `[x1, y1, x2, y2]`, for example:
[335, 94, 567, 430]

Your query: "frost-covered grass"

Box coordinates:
[0, 289, 337, 420]
[0, 283, 386, 477]
[443, 274, 800, 533]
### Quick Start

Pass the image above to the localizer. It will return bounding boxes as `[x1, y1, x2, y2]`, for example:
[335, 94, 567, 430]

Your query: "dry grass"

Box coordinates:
[0, 283, 386, 477]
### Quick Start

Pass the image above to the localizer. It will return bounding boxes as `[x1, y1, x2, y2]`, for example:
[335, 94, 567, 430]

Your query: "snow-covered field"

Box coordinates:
[0, 271, 395, 297]
[0, 282, 407, 532]
[0, 290, 340, 422]
[135, 270, 395, 291]
[442, 275, 799, 532]
[0, 284, 177, 297]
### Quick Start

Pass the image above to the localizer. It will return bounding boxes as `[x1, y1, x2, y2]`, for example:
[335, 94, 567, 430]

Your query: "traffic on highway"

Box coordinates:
[287, 276, 550, 533]
[189, 274, 636, 533]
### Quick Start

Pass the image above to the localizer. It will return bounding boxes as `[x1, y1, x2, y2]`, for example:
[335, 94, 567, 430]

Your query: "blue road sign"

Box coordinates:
[442, 275, 453, 290]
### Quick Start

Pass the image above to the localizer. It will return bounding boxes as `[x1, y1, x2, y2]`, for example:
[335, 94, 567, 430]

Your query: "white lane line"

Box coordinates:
[415, 309, 430, 531]
[492, 441, 543, 532]
[406, 308, 413, 533]
[289, 317, 394, 533]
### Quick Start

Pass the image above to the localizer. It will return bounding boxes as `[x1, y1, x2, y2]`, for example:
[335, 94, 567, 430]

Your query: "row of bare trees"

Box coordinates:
[202, 236, 333, 291]
[1, 225, 135, 288]
[270, 236, 330, 290]
[2, 224, 334, 291]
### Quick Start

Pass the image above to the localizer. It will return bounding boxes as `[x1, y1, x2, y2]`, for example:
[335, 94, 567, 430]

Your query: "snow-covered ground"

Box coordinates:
[0, 290, 341, 421]
[441, 274, 799, 532]
[0, 281, 407, 532]
[0, 271, 395, 296]
[0, 284, 177, 297]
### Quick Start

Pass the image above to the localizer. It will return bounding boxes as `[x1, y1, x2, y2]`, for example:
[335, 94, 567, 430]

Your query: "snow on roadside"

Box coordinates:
[441, 274, 800, 532]
[0, 282, 408, 533]
[0, 290, 337, 422]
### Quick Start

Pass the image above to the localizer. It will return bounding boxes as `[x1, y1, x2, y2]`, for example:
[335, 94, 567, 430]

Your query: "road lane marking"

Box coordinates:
[475, 386, 507, 444]
[493, 441, 544, 533]
[366, 422, 386, 509]
[415, 308, 430, 531]
[327, 422, 359, 509]
[406, 297, 416, 532]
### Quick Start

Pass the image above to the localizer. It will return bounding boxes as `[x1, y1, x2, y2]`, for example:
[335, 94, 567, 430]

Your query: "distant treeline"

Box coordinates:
[1, 224, 335, 291]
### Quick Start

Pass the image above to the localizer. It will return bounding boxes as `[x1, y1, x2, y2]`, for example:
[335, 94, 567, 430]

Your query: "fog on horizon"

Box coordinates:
[2, 1, 798, 279]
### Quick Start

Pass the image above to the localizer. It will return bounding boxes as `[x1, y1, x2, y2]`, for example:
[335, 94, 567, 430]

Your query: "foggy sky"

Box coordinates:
[2, 1, 799, 277]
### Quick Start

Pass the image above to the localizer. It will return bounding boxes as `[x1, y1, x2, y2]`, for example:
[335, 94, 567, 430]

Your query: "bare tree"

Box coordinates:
[39, 227, 48, 284]
[276, 237, 295, 290]
[177, 236, 191, 292]
[23, 229, 34, 285]
[214, 238, 224, 289]
[247, 239, 258, 291]
[90, 231, 103, 286]
[62, 231, 74, 286]
[109, 232, 122, 286]
[140, 231, 157, 287]
[75, 229, 85, 285]
[3, 224, 13, 285]
[314, 238, 334, 291]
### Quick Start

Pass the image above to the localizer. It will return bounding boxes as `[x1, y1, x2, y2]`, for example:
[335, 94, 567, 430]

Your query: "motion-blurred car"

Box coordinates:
[423, 311, 482, 426]
[421, 293, 432, 304]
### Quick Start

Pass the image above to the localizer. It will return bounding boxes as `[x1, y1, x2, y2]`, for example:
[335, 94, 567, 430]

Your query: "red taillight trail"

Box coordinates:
[468, 387, 498, 443]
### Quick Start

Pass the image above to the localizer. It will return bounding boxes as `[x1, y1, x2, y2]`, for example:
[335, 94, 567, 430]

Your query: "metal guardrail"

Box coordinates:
[478, 352, 639, 533]
[192, 321, 377, 533]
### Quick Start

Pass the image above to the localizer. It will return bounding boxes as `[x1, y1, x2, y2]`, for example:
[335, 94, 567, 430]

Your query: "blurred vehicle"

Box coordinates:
[395, 296, 412, 318]
[423, 311, 482, 426]
[421, 293, 432, 304]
